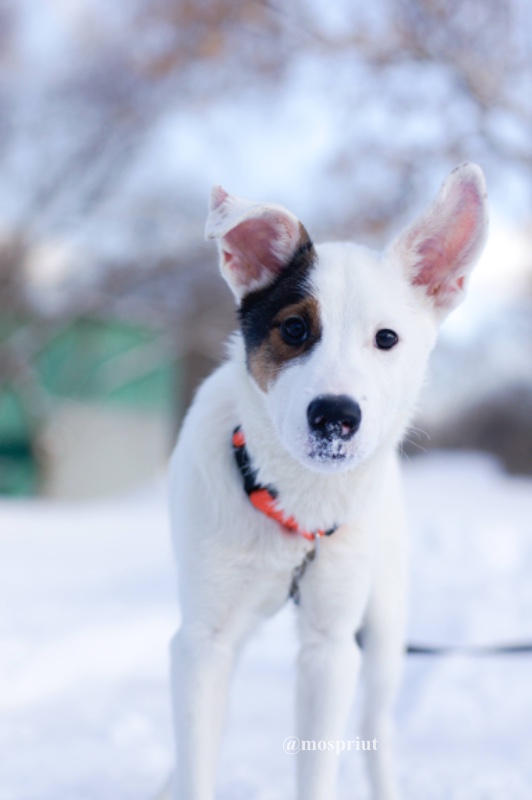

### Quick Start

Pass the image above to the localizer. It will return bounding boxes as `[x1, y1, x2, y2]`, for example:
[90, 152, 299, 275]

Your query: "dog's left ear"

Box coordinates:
[389, 163, 488, 318]
[205, 186, 307, 301]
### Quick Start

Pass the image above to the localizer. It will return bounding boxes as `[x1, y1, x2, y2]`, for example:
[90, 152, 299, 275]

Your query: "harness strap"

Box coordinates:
[232, 426, 337, 541]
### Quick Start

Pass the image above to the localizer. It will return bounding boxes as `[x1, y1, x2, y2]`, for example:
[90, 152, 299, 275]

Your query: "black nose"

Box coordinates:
[307, 395, 362, 441]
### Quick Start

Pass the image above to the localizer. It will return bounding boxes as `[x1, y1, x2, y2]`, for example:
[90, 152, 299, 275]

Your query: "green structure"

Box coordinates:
[0, 317, 178, 496]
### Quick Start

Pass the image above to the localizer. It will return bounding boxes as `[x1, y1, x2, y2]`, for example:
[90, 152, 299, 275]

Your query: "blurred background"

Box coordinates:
[1, 2, 531, 800]
[0, 0, 531, 499]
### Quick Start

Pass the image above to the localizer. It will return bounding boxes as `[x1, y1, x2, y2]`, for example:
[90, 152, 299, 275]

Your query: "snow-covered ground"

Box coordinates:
[1, 452, 531, 800]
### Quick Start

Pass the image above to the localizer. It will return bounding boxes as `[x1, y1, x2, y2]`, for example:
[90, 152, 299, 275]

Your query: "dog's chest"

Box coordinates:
[242, 436, 376, 535]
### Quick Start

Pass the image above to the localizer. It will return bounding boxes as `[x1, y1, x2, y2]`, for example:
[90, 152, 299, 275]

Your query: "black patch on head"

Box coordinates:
[238, 233, 318, 353]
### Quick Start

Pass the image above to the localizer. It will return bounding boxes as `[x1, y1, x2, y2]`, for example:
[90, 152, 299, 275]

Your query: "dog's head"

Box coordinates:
[206, 165, 488, 473]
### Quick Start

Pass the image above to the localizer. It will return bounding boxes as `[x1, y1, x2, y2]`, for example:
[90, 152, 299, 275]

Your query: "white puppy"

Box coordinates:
[168, 164, 488, 800]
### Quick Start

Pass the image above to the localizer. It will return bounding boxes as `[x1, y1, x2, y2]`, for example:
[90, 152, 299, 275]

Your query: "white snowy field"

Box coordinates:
[1, 452, 531, 800]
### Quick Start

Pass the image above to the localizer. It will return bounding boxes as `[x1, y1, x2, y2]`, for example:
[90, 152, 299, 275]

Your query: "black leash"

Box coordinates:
[406, 641, 532, 656]
[355, 629, 532, 657]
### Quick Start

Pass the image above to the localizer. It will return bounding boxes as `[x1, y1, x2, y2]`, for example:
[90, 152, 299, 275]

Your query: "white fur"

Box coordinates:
[168, 164, 488, 800]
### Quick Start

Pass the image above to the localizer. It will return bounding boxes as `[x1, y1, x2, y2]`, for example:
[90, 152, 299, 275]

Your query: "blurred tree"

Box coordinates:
[0, 0, 531, 475]
[1, 0, 531, 238]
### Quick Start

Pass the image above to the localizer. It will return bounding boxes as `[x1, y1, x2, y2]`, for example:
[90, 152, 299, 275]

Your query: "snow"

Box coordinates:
[1, 453, 532, 799]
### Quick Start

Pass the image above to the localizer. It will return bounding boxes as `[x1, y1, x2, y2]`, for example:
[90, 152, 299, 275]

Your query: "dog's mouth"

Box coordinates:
[307, 436, 350, 465]
[308, 449, 347, 461]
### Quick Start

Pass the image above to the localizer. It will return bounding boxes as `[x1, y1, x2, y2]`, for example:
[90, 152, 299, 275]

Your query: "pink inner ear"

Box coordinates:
[210, 184, 229, 211]
[222, 215, 298, 288]
[412, 183, 482, 298]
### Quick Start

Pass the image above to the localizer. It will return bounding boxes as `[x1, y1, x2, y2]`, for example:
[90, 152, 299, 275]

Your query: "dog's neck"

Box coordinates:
[234, 347, 394, 533]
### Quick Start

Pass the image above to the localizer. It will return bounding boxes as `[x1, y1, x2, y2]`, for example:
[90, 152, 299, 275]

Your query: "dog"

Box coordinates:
[168, 164, 488, 800]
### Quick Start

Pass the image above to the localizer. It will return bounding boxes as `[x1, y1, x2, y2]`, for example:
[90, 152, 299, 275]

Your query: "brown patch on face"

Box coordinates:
[248, 296, 321, 391]
[237, 220, 320, 390]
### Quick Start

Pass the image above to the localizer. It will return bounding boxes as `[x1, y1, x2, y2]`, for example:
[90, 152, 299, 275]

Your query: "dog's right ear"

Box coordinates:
[205, 186, 305, 301]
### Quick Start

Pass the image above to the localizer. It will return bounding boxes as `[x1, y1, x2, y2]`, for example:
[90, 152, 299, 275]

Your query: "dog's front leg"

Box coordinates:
[295, 528, 372, 800]
[359, 506, 408, 800]
[170, 623, 239, 800]
[170, 553, 289, 800]
[297, 620, 362, 799]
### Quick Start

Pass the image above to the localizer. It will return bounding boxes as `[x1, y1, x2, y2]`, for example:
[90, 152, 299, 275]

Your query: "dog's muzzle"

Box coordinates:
[307, 394, 362, 442]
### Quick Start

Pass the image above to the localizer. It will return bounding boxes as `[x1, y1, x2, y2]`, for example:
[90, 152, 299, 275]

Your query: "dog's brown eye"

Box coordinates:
[375, 329, 399, 350]
[280, 316, 308, 345]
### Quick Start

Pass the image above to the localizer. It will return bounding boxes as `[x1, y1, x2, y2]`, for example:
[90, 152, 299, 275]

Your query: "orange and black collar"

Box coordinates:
[232, 426, 337, 541]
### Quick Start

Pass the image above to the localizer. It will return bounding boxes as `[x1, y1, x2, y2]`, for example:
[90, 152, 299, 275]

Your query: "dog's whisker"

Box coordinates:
[407, 424, 431, 442]
[403, 436, 428, 454]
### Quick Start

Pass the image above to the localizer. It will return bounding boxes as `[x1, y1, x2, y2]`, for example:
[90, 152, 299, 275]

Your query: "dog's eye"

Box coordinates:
[280, 316, 308, 345]
[375, 329, 399, 350]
